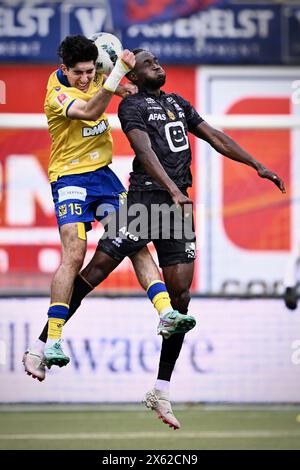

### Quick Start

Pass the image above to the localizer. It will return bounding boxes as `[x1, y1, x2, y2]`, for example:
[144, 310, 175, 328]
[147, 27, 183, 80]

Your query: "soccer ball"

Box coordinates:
[90, 32, 123, 74]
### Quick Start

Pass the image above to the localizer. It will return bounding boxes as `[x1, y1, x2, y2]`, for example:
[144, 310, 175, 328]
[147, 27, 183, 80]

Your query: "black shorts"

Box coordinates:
[98, 190, 196, 268]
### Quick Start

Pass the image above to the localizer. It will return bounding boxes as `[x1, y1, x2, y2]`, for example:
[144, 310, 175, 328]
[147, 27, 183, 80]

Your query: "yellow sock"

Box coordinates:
[152, 292, 173, 316]
[48, 318, 65, 340]
[47, 303, 69, 340]
[147, 280, 173, 316]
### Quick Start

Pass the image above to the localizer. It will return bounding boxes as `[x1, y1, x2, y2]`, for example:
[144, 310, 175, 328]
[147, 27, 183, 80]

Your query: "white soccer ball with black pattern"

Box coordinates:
[90, 32, 123, 74]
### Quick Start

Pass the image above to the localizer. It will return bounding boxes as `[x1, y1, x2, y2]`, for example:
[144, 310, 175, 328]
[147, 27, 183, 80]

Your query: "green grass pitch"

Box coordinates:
[0, 404, 300, 450]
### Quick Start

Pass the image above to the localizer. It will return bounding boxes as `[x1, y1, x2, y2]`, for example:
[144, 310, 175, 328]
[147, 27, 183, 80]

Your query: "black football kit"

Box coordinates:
[98, 90, 204, 267]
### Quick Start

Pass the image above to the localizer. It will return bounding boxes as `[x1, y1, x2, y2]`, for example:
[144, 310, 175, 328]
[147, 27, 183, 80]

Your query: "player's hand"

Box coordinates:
[120, 49, 136, 70]
[115, 83, 138, 98]
[171, 189, 193, 207]
[257, 167, 286, 193]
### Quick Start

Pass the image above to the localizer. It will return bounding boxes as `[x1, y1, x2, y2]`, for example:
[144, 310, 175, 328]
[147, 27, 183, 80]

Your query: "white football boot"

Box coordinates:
[143, 388, 181, 430]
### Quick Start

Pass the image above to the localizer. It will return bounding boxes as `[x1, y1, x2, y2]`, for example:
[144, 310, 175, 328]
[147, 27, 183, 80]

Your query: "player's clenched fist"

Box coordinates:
[120, 50, 136, 70]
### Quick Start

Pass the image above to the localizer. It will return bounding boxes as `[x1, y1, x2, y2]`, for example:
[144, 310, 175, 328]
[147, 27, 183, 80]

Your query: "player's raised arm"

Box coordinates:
[67, 87, 116, 121]
[127, 128, 192, 206]
[192, 121, 286, 193]
[67, 50, 135, 121]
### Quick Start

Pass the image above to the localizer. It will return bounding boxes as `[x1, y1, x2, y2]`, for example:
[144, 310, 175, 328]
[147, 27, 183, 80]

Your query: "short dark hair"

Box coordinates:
[132, 48, 146, 56]
[58, 35, 98, 68]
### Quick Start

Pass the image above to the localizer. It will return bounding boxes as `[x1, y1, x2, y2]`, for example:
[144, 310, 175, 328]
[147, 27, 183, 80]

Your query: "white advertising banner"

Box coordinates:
[0, 298, 299, 403]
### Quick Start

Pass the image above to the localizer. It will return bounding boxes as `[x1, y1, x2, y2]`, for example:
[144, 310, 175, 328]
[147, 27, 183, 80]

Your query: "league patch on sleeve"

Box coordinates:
[55, 92, 70, 106]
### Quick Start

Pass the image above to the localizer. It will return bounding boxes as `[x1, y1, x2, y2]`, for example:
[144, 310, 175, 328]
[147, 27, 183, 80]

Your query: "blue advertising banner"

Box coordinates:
[0, 1, 114, 62]
[0, 1, 299, 64]
[123, 3, 300, 64]
[283, 5, 300, 63]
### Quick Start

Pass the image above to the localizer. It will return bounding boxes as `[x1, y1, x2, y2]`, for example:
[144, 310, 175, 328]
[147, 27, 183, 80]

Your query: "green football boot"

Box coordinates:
[43, 340, 70, 369]
[157, 310, 196, 339]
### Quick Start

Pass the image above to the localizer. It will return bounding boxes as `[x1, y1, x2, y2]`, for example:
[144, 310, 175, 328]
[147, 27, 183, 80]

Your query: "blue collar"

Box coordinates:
[56, 68, 70, 87]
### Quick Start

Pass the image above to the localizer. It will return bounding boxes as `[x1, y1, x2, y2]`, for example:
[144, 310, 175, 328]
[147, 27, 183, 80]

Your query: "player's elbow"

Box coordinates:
[68, 106, 99, 121]
[90, 113, 101, 121]
[212, 135, 232, 156]
[136, 149, 153, 166]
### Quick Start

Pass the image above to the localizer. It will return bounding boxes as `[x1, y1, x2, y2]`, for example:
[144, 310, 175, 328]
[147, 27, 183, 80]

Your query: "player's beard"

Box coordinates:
[144, 75, 166, 90]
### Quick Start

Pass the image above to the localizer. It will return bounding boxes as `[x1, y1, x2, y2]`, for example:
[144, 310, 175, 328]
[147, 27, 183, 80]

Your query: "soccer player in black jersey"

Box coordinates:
[32, 49, 286, 429]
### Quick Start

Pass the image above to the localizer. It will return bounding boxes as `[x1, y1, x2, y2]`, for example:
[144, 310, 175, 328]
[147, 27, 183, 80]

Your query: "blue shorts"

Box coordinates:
[51, 166, 126, 231]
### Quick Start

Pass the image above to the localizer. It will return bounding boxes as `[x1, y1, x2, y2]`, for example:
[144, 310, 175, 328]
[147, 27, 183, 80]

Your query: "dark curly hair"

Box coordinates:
[58, 35, 98, 68]
[132, 48, 146, 56]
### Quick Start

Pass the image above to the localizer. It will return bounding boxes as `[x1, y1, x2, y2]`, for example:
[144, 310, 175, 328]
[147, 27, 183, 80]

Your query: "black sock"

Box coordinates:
[157, 334, 185, 381]
[38, 275, 94, 343]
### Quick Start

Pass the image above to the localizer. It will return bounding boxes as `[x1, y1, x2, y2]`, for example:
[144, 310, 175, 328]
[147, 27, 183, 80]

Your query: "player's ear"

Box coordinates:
[60, 64, 68, 75]
[127, 70, 137, 83]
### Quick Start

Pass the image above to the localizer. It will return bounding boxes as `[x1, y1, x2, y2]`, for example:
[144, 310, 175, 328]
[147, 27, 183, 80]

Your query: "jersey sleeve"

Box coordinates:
[118, 97, 147, 134]
[175, 94, 204, 131]
[48, 88, 78, 118]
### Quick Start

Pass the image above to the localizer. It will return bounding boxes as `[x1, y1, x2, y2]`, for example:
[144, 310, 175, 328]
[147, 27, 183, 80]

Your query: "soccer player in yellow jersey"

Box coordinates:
[40, 36, 138, 367]
[23, 37, 196, 425]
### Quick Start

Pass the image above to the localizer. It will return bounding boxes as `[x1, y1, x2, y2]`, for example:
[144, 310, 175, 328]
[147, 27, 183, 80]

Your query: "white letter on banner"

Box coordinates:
[16, 8, 36, 37]
[256, 10, 274, 37]
[34, 8, 55, 37]
[75, 8, 107, 37]
[7, 155, 53, 225]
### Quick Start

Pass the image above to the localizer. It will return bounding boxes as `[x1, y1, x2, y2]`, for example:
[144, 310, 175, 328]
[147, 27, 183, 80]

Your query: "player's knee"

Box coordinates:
[170, 289, 191, 314]
[81, 250, 120, 287]
[61, 250, 85, 272]
[83, 263, 109, 286]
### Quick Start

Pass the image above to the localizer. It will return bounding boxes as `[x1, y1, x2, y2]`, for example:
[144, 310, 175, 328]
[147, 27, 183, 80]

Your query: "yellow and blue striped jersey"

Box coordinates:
[44, 69, 113, 182]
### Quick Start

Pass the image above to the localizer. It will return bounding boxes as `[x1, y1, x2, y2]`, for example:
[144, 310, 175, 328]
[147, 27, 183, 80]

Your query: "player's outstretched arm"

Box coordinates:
[193, 121, 286, 193]
[127, 128, 192, 206]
